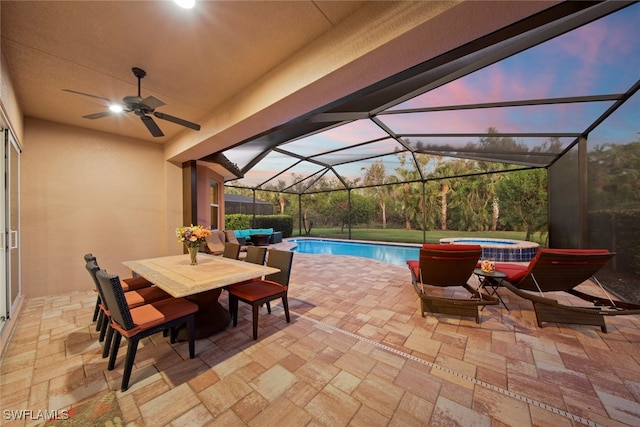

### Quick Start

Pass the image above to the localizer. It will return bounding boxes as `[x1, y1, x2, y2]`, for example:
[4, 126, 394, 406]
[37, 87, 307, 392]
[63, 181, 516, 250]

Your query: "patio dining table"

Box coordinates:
[123, 253, 279, 339]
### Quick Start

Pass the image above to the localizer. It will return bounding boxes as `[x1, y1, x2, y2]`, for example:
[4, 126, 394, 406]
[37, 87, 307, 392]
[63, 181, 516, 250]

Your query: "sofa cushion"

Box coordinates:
[235, 228, 274, 238]
[235, 229, 252, 238]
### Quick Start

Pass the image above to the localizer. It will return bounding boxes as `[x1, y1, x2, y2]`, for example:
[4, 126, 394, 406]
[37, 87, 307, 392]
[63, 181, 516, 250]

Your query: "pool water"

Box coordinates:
[290, 239, 419, 266]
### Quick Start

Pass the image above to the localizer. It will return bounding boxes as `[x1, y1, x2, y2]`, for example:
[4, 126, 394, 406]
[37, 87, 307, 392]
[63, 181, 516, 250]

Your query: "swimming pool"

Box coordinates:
[290, 239, 420, 266]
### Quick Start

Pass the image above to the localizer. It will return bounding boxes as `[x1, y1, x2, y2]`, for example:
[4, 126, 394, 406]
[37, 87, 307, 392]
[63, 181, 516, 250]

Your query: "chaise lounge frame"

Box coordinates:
[499, 249, 640, 333]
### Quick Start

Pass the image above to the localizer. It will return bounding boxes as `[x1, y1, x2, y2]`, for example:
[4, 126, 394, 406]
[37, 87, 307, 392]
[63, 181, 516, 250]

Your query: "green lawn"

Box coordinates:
[292, 228, 547, 246]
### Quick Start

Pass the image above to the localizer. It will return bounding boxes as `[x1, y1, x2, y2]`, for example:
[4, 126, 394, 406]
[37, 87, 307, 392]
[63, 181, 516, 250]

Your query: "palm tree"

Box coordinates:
[361, 160, 389, 228]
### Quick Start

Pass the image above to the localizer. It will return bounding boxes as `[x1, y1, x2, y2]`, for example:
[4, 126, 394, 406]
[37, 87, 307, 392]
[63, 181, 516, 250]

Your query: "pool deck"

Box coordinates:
[2, 245, 640, 426]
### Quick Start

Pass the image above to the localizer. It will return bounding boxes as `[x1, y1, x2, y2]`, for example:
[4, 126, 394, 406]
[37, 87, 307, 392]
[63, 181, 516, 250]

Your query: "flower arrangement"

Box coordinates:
[480, 259, 496, 273]
[176, 225, 212, 248]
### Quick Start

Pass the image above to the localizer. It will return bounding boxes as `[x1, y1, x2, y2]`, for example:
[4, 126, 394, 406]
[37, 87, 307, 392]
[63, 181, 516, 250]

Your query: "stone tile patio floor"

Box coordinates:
[2, 250, 640, 426]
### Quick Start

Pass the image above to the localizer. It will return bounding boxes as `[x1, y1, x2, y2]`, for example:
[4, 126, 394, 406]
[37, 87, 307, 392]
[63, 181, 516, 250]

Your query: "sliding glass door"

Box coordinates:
[0, 130, 5, 334]
[3, 129, 20, 330]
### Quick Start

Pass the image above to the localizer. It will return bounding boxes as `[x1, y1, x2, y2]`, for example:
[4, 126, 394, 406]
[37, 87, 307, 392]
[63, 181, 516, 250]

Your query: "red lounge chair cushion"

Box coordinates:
[492, 263, 529, 282]
[406, 260, 419, 278]
[484, 248, 612, 283]
[408, 244, 482, 280]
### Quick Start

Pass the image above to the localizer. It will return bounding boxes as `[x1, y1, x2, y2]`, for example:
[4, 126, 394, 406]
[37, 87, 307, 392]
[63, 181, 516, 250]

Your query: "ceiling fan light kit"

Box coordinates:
[63, 67, 201, 137]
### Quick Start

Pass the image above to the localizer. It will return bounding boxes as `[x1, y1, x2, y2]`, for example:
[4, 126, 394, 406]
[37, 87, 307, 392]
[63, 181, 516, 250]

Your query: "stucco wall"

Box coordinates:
[196, 164, 225, 231]
[21, 117, 182, 297]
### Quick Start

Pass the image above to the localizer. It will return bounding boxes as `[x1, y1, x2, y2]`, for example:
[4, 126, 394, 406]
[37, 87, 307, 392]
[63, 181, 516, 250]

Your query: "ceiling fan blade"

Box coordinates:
[153, 112, 201, 131]
[82, 111, 117, 119]
[140, 115, 164, 137]
[63, 89, 113, 103]
[141, 95, 165, 110]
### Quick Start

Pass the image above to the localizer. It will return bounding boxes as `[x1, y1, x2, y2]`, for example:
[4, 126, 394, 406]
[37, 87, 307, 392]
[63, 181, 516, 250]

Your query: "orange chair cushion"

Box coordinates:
[227, 280, 286, 302]
[124, 286, 171, 308]
[121, 276, 153, 292]
[113, 298, 198, 337]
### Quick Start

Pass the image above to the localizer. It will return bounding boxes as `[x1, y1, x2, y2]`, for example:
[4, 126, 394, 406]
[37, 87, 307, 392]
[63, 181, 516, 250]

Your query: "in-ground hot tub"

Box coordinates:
[439, 237, 539, 262]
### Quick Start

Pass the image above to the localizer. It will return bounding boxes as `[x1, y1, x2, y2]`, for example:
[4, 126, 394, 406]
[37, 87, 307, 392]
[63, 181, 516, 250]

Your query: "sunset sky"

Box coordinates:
[227, 4, 640, 189]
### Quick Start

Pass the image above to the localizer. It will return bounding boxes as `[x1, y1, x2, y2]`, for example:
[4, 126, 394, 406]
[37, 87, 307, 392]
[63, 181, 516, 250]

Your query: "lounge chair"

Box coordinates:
[203, 230, 226, 255]
[497, 249, 640, 332]
[407, 244, 499, 323]
[224, 230, 250, 250]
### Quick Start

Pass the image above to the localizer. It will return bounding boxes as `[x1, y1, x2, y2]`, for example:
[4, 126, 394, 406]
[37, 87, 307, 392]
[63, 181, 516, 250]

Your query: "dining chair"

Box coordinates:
[85, 253, 154, 291]
[96, 269, 198, 391]
[84, 254, 103, 324]
[244, 245, 267, 265]
[223, 242, 241, 260]
[224, 245, 268, 313]
[227, 249, 294, 340]
[85, 260, 172, 357]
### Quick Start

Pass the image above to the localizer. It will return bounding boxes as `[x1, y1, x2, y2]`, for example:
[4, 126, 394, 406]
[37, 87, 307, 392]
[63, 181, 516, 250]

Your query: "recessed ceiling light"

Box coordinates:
[109, 104, 123, 113]
[174, 0, 195, 9]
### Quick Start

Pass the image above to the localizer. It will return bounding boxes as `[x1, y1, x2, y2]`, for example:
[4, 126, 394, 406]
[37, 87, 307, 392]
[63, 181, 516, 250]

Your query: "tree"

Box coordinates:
[497, 169, 548, 240]
[361, 160, 390, 228]
[394, 150, 432, 230]
[431, 158, 472, 230]
[263, 180, 290, 214]
[327, 191, 374, 232]
[589, 141, 640, 209]
[476, 129, 526, 231]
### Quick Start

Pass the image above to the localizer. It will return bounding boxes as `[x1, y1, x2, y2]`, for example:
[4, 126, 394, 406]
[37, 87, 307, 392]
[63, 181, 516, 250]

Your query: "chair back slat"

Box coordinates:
[265, 249, 294, 287]
[418, 245, 482, 287]
[96, 270, 135, 330]
[517, 250, 614, 292]
[245, 246, 267, 265]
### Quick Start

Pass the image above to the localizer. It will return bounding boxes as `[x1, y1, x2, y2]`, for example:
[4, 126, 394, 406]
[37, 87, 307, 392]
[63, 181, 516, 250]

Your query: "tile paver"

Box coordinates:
[1, 247, 640, 426]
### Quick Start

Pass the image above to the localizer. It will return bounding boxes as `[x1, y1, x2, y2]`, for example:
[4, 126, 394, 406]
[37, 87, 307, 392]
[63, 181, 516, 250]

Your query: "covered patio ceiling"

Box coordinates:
[219, 1, 640, 195]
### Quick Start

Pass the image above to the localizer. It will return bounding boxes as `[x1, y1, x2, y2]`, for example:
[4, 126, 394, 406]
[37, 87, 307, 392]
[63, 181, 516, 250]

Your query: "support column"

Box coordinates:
[578, 136, 588, 247]
[182, 160, 198, 232]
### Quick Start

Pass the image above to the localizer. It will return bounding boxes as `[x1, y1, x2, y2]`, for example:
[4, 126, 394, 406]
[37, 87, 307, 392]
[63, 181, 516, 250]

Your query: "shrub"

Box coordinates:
[225, 214, 252, 231]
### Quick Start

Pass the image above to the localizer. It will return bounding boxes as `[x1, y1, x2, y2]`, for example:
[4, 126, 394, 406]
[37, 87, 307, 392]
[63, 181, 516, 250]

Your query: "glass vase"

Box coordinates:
[188, 246, 199, 265]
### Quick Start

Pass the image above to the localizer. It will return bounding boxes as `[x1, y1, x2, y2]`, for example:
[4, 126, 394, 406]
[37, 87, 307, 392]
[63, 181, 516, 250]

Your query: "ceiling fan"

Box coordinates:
[63, 67, 201, 137]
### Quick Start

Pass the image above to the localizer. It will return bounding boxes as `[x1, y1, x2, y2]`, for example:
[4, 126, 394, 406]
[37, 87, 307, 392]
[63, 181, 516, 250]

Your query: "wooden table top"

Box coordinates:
[123, 253, 279, 298]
